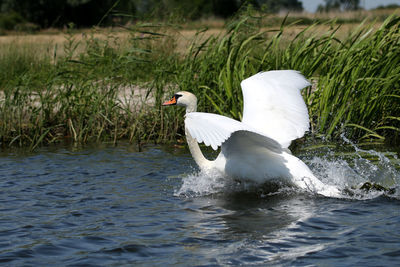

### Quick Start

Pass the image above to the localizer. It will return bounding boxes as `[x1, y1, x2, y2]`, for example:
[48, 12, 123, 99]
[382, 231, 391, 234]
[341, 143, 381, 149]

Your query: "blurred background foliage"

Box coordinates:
[0, 0, 376, 31]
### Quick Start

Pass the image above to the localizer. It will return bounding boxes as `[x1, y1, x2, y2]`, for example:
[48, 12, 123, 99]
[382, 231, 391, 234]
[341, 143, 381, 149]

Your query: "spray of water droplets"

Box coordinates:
[175, 136, 400, 200]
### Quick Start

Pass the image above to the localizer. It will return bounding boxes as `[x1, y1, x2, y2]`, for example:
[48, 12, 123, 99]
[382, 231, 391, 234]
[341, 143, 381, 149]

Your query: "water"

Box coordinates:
[0, 142, 399, 266]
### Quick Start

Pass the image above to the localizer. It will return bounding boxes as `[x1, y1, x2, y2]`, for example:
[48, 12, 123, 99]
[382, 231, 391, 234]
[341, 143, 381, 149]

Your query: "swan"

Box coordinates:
[163, 70, 341, 197]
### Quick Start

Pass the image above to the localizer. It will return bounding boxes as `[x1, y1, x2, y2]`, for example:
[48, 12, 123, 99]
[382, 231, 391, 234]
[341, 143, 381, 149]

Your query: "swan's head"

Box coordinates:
[162, 91, 197, 113]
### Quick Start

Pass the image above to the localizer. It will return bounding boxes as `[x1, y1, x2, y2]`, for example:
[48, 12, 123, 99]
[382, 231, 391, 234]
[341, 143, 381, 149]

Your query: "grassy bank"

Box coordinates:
[0, 12, 400, 149]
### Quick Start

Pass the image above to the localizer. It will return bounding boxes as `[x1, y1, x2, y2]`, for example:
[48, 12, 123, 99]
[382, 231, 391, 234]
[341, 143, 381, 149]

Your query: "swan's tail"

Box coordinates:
[284, 152, 342, 198]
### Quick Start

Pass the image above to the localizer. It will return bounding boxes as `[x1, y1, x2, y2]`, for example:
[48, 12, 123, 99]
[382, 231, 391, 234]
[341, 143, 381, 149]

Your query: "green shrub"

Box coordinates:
[14, 22, 40, 33]
[0, 12, 25, 30]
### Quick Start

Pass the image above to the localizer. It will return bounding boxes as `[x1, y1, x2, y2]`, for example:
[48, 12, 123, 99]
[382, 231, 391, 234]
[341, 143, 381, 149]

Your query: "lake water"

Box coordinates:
[0, 142, 399, 266]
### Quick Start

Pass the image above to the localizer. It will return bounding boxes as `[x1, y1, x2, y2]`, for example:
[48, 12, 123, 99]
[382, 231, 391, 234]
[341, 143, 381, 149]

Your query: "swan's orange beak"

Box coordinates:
[162, 96, 177, 106]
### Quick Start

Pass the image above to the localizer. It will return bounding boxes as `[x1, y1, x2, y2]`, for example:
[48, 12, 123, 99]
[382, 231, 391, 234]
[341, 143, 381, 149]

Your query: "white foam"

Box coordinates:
[175, 137, 400, 200]
[174, 168, 299, 198]
[174, 169, 229, 197]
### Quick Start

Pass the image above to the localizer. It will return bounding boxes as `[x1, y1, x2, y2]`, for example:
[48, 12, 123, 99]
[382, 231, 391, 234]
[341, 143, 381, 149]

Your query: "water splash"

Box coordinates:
[174, 169, 229, 197]
[306, 135, 400, 199]
[174, 169, 298, 198]
[176, 137, 400, 200]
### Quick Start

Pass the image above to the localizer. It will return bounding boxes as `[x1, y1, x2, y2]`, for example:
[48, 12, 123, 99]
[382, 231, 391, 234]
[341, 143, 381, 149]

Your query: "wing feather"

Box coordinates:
[185, 112, 253, 150]
[241, 70, 311, 148]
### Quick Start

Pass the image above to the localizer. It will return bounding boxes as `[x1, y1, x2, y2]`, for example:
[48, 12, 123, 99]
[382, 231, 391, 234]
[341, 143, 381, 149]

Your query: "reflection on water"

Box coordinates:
[0, 142, 399, 266]
[217, 193, 314, 236]
[171, 192, 318, 265]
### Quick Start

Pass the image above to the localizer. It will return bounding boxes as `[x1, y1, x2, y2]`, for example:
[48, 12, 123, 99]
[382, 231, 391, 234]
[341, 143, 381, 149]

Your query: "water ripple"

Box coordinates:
[0, 144, 399, 266]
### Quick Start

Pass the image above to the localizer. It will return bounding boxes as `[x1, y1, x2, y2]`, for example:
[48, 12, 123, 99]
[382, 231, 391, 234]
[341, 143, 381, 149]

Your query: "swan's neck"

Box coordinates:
[184, 102, 213, 170]
[185, 102, 197, 113]
[185, 127, 213, 171]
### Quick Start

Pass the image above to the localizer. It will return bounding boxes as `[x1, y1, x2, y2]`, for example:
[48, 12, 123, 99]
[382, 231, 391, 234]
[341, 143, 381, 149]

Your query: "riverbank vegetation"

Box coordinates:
[1, 7, 400, 149]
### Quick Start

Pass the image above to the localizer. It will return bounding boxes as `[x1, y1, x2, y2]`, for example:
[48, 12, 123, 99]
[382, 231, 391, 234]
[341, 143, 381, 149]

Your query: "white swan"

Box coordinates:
[163, 70, 340, 197]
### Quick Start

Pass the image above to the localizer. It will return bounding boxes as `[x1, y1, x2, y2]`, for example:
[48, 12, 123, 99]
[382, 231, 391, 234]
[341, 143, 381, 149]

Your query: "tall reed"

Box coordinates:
[157, 14, 400, 144]
[0, 14, 399, 149]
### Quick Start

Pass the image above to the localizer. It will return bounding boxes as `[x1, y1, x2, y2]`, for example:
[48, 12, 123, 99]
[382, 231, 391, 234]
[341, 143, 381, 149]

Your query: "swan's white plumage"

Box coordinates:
[241, 70, 310, 148]
[163, 70, 341, 197]
[185, 112, 265, 150]
[186, 70, 311, 150]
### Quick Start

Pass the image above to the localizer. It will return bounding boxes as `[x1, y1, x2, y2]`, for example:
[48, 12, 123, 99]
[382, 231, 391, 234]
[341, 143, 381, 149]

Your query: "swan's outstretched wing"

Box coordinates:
[241, 70, 311, 148]
[185, 112, 267, 150]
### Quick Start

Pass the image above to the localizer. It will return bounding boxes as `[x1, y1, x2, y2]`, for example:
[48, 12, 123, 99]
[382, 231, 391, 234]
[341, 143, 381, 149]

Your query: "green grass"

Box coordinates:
[1, 14, 400, 149]
[166, 15, 400, 144]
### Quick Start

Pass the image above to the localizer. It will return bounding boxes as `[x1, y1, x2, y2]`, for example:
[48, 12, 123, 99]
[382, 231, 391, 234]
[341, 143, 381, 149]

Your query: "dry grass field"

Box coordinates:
[1, 7, 399, 59]
[0, 24, 375, 62]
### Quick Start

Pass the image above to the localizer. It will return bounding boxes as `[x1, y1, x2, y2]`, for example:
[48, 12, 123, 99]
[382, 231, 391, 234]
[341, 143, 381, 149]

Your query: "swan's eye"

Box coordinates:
[174, 94, 182, 100]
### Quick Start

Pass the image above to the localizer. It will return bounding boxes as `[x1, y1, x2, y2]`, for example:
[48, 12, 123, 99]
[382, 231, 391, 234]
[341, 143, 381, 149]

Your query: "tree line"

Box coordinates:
[0, 0, 363, 30]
